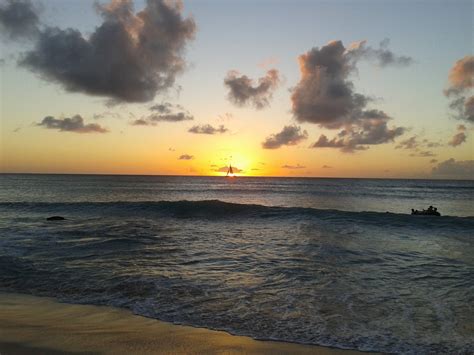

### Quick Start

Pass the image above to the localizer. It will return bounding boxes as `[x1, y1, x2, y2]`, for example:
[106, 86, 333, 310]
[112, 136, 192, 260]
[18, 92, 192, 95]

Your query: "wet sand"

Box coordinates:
[0, 292, 363, 355]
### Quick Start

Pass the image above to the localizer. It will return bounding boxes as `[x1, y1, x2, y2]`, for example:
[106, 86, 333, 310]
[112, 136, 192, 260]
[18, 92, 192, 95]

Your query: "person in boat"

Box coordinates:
[411, 206, 440, 216]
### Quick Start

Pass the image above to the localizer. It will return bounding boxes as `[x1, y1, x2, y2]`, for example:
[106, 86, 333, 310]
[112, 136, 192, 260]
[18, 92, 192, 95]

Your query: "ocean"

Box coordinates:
[0, 174, 473, 353]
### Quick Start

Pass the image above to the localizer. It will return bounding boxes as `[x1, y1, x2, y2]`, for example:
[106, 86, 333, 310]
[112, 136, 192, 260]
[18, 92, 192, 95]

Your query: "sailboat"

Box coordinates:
[226, 164, 234, 177]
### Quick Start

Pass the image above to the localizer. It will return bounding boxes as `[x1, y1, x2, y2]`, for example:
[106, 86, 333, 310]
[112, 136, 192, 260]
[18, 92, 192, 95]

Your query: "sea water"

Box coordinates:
[0, 174, 473, 353]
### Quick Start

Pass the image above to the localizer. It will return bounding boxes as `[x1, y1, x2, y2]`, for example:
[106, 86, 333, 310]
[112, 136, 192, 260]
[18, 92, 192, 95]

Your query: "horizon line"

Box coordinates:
[0, 172, 472, 182]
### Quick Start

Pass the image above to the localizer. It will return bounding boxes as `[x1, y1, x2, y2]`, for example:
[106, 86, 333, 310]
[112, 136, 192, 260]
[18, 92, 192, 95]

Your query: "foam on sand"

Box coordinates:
[0, 292, 362, 355]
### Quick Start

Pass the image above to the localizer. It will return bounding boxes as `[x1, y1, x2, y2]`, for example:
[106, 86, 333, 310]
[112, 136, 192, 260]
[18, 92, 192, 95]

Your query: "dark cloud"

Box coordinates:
[312, 120, 405, 152]
[188, 124, 228, 135]
[444, 56, 474, 122]
[432, 158, 474, 179]
[292, 40, 408, 152]
[215, 166, 242, 173]
[0, 0, 39, 39]
[281, 164, 305, 169]
[224, 69, 280, 109]
[430, 159, 438, 164]
[178, 154, 193, 160]
[448, 124, 467, 147]
[262, 125, 308, 149]
[19, 0, 195, 103]
[37, 115, 108, 133]
[322, 165, 332, 169]
[132, 102, 193, 125]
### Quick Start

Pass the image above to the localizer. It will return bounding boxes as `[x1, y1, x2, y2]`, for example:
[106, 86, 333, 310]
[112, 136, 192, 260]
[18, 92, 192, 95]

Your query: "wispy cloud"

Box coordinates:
[395, 135, 442, 157]
[281, 164, 306, 169]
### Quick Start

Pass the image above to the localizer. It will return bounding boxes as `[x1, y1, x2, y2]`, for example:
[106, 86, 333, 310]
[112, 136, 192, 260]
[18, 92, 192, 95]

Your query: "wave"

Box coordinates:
[1, 200, 473, 226]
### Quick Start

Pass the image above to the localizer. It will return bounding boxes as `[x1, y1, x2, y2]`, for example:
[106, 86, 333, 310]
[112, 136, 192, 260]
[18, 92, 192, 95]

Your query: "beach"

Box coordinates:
[0, 292, 361, 355]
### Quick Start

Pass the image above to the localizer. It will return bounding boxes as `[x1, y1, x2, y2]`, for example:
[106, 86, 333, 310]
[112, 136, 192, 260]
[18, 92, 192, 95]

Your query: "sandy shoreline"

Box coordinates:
[0, 292, 363, 355]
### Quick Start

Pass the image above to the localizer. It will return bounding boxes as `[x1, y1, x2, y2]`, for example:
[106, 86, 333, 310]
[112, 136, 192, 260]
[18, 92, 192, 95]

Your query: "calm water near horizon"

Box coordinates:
[0, 174, 473, 353]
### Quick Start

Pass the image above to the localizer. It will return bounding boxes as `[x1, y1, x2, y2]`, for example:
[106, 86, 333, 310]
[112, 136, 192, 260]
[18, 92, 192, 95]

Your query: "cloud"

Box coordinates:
[312, 119, 405, 152]
[322, 165, 332, 169]
[0, 0, 39, 40]
[395, 135, 443, 156]
[432, 158, 474, 179]
[215, 166, 242, 173]
[224, 69, 280, 109]
[448, 124, 467, 147]
[93, 111, 122, 120]
[37, 115, 108, 133]
[188, 124, 228, 135]
[132, 102, 193, 125]
[348, 39, 414, 67]
[262, 125, 308, 149]
[178, 154, 193, 160]
[217, 112, 234, 121]
[444, 56, 474, 122]
[410, 150, 435, 157]
[396, 136, 419, 150]
[292, 40, 409, 152]
[430, 159, 438, 164]
[281, 164, 305, 169]
[18, 0, 195, 103]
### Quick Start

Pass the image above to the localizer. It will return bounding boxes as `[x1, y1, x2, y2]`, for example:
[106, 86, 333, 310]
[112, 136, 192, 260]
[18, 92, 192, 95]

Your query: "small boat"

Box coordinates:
[226, 164, 234, 177]
[411, 206, 441, 216]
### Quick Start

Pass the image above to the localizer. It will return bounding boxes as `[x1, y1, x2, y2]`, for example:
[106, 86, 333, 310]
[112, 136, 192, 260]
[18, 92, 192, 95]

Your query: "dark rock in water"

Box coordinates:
[46, 216, 65, 221]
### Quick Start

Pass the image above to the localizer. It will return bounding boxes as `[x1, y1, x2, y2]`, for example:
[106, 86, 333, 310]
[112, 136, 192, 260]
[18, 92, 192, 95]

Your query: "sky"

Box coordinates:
[0, 0, 472, 179]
